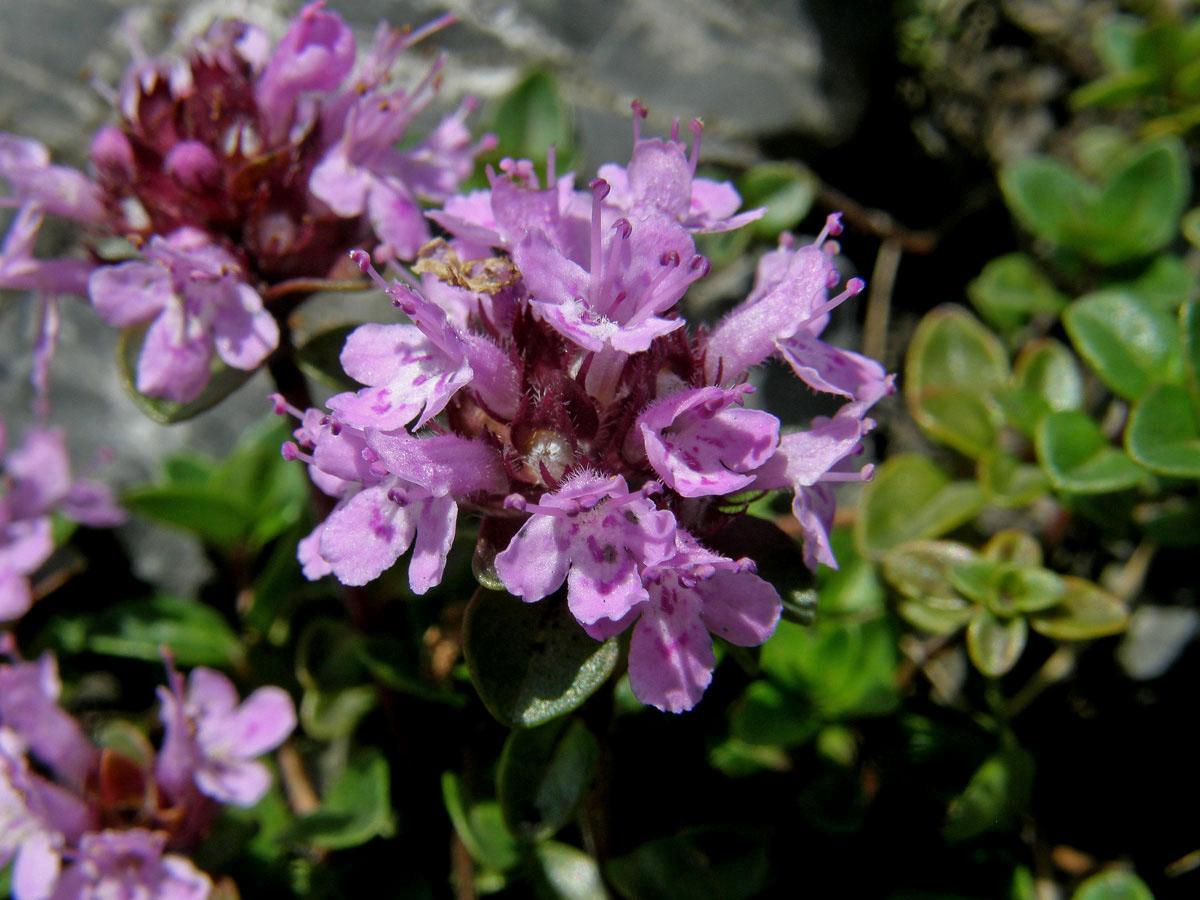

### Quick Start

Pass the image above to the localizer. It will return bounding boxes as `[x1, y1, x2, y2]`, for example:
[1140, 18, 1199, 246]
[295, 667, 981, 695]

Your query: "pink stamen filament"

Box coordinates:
[819, 463, 875, 483]
[587, 179, 610, 306]
[631, 100, 648, 145]
[687, 119, 703, 176]
[812, 212, 844, 247]
[800, 277, 865, 327]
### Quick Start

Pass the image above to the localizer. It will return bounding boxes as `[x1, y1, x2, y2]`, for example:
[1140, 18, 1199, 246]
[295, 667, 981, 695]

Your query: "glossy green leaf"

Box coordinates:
[497, 718, 599, 841]
[737, 162, 818, 238]
[947, 558, 1002, 607]
[1070, 870, 1154, 900]
[991, 567, 1065, 615]
[1005, 338, 1084, 434]
[535, 842, 606, 900]
[966, 253, 1066, 332]
[117, 325, 256, 424]
[881, 540, 975, 606]
[943, 745, 1034, 843]
[1036, 411, 1146, 494]
[966, 609, 1027, 676]
[1000, 156, 1097, 249]
[287, 749, 395, 850]
[856, 454, 986, 557]
[1064, 291, 1180, 400]
[441, 772, 520, 872]
[1087, 137, 1189, 264]
[86, 595, 243, 667]
[913, 388, 999, 458]
[906, 306, 1011, 398]
[606, 829, 769, 900]
[1126, 383, 1200, 477]
[1030, 577, 1129, 640]
[463, 588, 619, 728]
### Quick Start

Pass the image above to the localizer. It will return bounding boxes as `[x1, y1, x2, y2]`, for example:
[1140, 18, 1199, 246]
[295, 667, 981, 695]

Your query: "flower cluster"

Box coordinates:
[0, 2, 489, 403]
[280, 108, 893, 712]
[0, 645, 295, 900]
[1, 414, 125, 623]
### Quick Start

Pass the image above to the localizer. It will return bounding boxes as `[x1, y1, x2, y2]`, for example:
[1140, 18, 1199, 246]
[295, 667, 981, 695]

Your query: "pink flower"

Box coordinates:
[156, 663, 295, 808]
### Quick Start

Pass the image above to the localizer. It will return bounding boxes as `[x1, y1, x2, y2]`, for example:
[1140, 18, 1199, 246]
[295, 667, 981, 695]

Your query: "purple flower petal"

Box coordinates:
[628, 586, 713, 713]
[319, 485, 416, 586]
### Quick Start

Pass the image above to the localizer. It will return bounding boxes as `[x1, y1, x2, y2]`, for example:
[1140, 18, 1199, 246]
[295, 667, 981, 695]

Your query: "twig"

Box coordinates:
[863, 237, 903, 368]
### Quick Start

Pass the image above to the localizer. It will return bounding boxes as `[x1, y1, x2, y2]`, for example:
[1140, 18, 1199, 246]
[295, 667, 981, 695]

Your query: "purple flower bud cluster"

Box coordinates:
[1, 3, 489, 403]
[1, 414, 125, 623]
[0, 645, 295, 900]
[279, 108, 894, 712]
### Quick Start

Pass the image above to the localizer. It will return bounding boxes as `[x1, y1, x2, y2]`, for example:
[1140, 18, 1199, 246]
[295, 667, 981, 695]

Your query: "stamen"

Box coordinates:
[281, 442, 314, 465]
[813, 212, 844, 247]
[546, 145, 557, 189]
[687, 118, 703, 176]
[819, 463, 875, 484]
[588, 179, 610, 305]
[268, 392, 304, 419]
[802, 277, 865, 325]
[631, 99, 648, 145]
[670, 118, 680, 143]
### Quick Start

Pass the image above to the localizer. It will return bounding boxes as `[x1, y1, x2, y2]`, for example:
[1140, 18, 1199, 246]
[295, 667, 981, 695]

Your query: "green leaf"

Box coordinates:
[1125, 383, 1200, 477]
[1072, 68, 1161, 109]
[1181, 300, 1200, 394]
[122, 483, 251, 550]
[606, 829, 769, 900]
[991, 567, 1066, 615]
[1003, 338, 1083, 435]
[966, 253, 1066, 332]
[497, 719, 599, 841]
[441, 772, 520, 872]
[982, 530, 1043, 568]
[1064, 290, 1180, 400]
[1087, 137, 1189, 264]
[1124, 255, 1194, 310]
[1182, 207, 1200, 249]
[1036, 411, 1146, 494]
[906, 306, 1011, 397]
[463, 588, 619, 728]
[1070, 870, 1154, 900]
[490, 69, 574, 166]
[730, 679, 821, 748]
[535, 843, 607, 900]
[978, 452, 1052, 508]
[1000, 156, 1097, 248]
[737, 162, 818, 238]
[943, 744, 1034, 843]
[1030, 577, 1128, 640]
[1073, 126, 1135, 182]
[298, 685, 376, 740]
[86, 595, 243, 667]
[905, 307, 1009, 455]
[881, 540, 975, 605]
[287, 749, 395, 850]
[758, 617, 899, 722]
[116, 325, 256, 424]
[966, 609, 1027, 676]
[856, 454, 986, 557]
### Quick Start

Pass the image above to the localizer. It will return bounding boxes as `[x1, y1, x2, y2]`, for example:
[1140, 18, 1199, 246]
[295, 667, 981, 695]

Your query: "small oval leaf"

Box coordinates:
[1064, 290, 1180, 399]
[1036, 411, 1147, 494]
[1125, 383, 1200, 477]
[463, 588, 619, 728]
